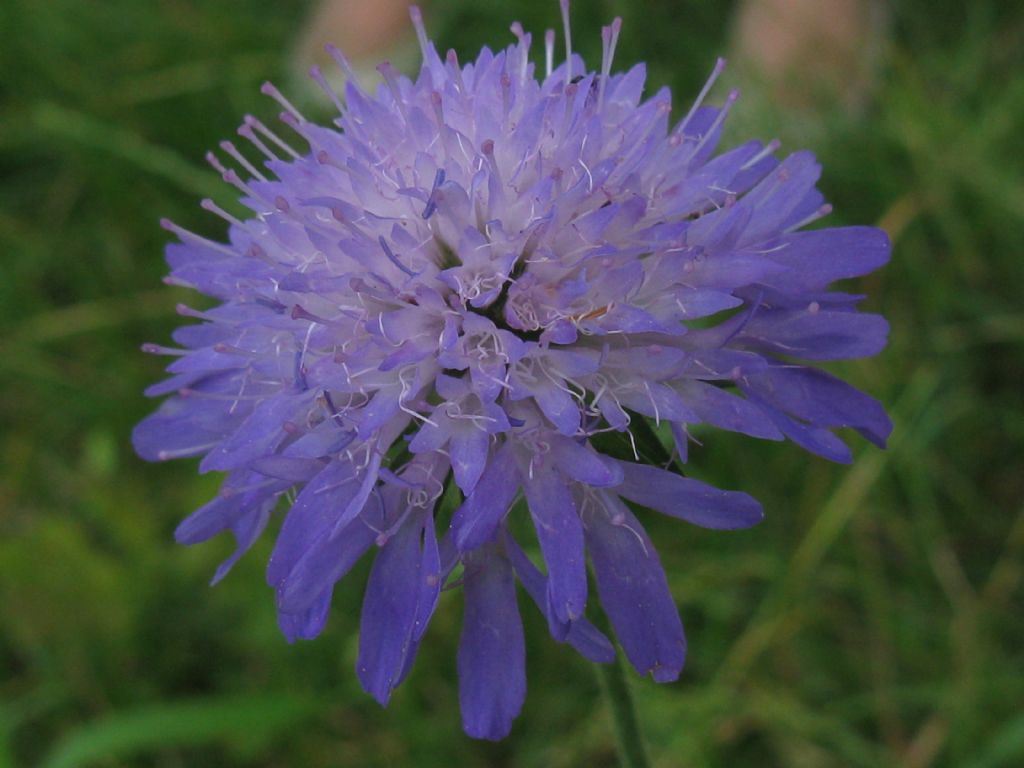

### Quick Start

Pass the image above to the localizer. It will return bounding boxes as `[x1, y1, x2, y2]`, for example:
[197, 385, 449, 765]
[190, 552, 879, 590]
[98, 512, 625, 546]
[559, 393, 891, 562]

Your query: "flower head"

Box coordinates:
[135, 3, 891, 739]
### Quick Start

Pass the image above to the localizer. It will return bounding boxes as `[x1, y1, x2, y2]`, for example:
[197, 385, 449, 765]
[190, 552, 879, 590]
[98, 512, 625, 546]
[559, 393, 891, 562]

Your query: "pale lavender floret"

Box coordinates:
[134, 3, 892, 740]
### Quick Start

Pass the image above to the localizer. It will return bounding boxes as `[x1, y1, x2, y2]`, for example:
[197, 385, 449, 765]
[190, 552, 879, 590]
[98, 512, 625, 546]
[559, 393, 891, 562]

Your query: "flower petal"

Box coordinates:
[357, 513, 438, 705]
[585, 492, 686, 681]
[453, 444, 520, 551]
[523, 468, 588, 623]
[504, 533, 615, 663]
[458, 547, 526, 740]
[616, 461, 764, 529]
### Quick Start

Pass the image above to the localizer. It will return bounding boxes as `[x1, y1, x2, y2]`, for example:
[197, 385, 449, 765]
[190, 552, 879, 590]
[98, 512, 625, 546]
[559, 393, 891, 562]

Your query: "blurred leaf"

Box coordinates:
[30, 102, 226, 202]
[964, 713, 1024, 768]
[40, 694, 321, 768]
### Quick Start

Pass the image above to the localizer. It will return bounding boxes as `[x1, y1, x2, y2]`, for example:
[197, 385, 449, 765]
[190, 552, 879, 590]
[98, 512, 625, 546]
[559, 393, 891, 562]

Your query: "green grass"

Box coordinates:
[1, 0, 1022, 765]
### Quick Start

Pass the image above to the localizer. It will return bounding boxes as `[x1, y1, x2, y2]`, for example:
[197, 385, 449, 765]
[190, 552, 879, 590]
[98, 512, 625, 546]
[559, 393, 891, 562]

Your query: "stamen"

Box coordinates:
[156, 444, 218, 462]
[509, 23, 531, 85]
[200, 198, 244, 227]
[544, 29, 555, 79]
[308, 65, 346, 116]
[260, 81, 306, 124]
[220, 140, 266, 180]
[787, 203, 833, 232]
[325, 43, 359, 84]
[159, 219, 237, 257]
[409, 6, 432, 64]
[559, 0, 573, 82]
[219, 169, 255, 200]
[238, 119, 280, 162]
[379, 236, 417, 277]
[685, 89, 739, 161]
[245, 115, 301, 160]
[598, 17, 622, 109]
[422, 168, 446, 219]
[741, 138, 781, 170]
[141, 343, 188, 356]
[445, 50, 466, 93]
[377, 62, 410, 123]
[677, 57, 727, 136]
[205, 151, 228, 176]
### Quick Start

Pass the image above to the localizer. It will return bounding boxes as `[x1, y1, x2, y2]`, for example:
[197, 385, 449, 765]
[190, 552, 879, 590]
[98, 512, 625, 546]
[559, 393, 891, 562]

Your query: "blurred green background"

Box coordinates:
[1, 0, 1022, 766]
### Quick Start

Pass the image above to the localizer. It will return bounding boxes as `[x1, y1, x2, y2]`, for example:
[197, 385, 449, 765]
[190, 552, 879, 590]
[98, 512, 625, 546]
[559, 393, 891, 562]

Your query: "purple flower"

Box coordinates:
[135, 4, 891, 740]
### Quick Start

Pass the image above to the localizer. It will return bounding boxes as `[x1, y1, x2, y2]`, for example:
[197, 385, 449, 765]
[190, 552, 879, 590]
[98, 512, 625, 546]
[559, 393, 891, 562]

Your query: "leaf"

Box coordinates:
[965, 713, 1024, 768]
[40, 694, 321, 768]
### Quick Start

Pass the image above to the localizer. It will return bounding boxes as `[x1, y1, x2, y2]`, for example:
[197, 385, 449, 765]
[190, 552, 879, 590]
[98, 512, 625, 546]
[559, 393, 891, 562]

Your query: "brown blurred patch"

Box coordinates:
[731, 0, 887, 111]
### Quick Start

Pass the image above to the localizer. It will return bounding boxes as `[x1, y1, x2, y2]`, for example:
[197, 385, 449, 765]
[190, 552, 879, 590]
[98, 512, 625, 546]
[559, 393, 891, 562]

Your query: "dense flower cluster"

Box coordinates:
[134, 5, 891, 739]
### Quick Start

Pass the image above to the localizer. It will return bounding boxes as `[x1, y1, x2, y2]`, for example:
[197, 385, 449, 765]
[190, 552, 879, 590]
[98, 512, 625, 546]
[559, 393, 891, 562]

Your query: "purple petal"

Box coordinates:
[531, 381, 583, 436]
[746, 394, 854, 463]
[132, 397, 236, 462]
[762, 226, 891, 289]
[266, 460, 358, 586]
[585, 492, 685, 681]
[741, 364, 892, 447]
[550, 438, 624, 487]
[200, 395, 309, 473]
[738, 308, 890, 361]
[450, 428, 490, 495]
[615, 461, 764, 529]
[522, 468, 587, 623]
[674, 379, 783, 440]
[278, 586, 333, 642]
[453, 444, 520, 551]
[357, 387, 402, 439]
[504, 534, 615, 663]
[275, 513, 378, 615]
[357, 514, 438, 704]
[458, 548, 526, 740]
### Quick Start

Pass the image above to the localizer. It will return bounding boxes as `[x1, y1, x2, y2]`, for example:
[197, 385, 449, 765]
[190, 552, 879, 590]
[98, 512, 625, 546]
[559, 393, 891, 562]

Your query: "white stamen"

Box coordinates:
[159, 219, 236, 256]
[220, 141, 266, 180]
[410, 6, 432, 64]
[742, 138, 782, 170]
[559, 0, 573, 82]
[260, 81, 306, 123]
[200, 198, 243, 227]
[677, 57, 727, 136]
[248, 115, 302, 160]
[598, 17, 622, 109]
[787, 203, 833, 232]
[544, 29, 555, 78]
[686, 89, 739, 161]
[157, 443, 218, 461]
[308, 65, 346, 116]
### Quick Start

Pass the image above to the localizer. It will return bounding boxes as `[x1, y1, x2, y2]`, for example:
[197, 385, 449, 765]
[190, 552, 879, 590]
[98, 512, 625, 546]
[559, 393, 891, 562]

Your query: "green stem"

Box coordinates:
[596, 652, 651, 768]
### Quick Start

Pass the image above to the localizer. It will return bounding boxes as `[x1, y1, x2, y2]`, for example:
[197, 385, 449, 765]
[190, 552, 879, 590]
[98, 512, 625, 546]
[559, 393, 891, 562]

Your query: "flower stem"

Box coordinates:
[596, 652, 651, 768]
